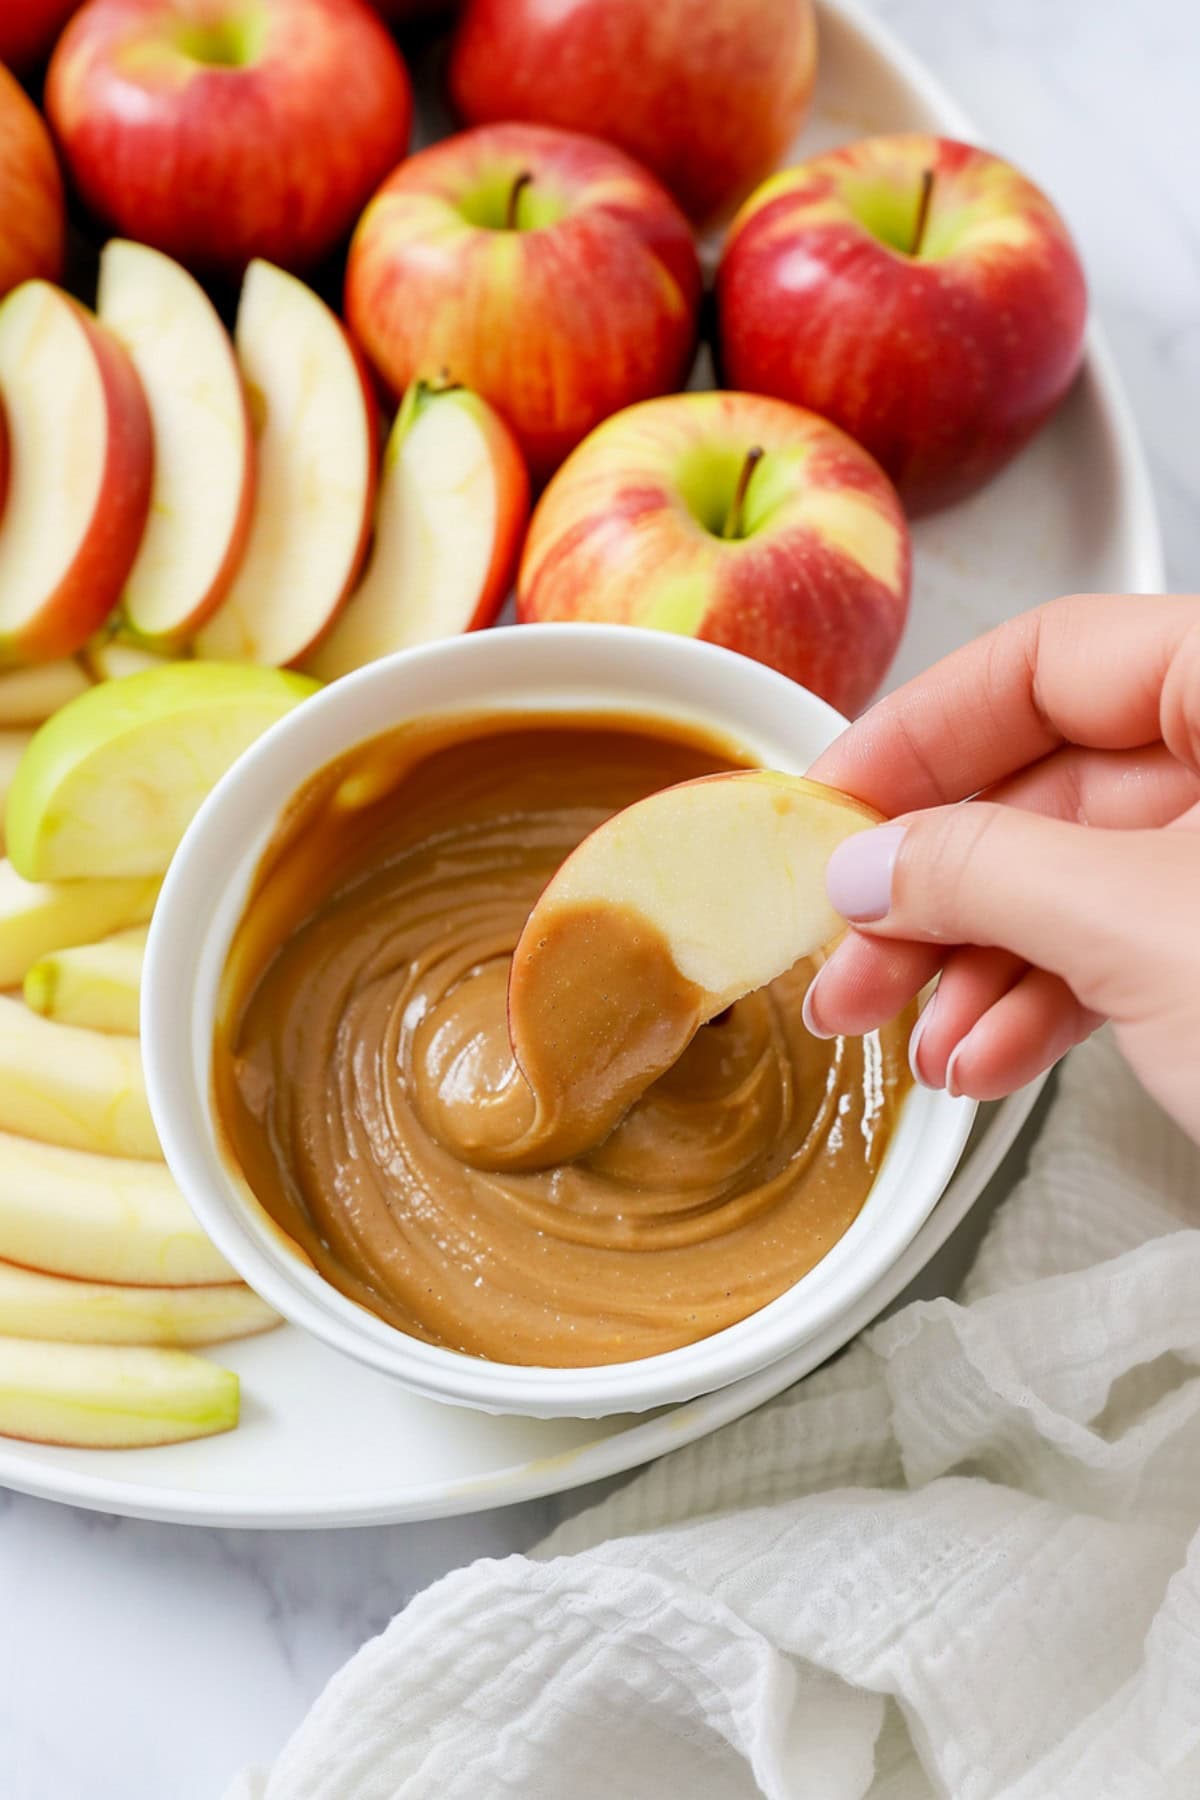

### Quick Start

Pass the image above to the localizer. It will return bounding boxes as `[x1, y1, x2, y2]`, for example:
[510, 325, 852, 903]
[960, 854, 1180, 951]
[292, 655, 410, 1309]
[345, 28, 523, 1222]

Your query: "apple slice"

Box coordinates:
[97, 240, 255, 644]
[6, 661, 317, 882]
[0, 1131, 236, 1286]
[0, 280, 152, 664]
[0, 1338, 238, 1447]
[0, 1259, 277, 1348]
[195, 260, 376, 668]
[25, 924, 147, 1035]
[83, 637, 172, 683]
[0, 660, 90, 726]
[0, 997, 158, 1159]
[0, 860, 158, 988]
[0, 728, 32, 851]
[308, 382, 528, 681]
[507, 771, 881, 1160]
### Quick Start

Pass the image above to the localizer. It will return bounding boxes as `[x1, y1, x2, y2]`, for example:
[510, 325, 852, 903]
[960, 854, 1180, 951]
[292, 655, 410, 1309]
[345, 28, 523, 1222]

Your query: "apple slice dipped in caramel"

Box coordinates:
[507, 770, 881, 1164]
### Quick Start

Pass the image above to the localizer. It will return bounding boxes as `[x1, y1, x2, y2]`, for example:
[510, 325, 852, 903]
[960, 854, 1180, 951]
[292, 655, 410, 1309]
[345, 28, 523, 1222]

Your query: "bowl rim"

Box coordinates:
[144, 624, 976, 1417]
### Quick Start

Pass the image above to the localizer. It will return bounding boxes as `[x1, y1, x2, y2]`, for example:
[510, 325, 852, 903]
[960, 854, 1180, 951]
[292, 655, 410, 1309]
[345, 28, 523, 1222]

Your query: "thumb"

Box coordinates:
[825, 804, 1200, 1024]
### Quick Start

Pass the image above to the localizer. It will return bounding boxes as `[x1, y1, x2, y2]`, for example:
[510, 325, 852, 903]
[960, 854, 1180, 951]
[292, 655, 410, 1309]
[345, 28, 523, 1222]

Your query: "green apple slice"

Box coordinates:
[508, 771, 881, 1156]
[25, 924, 147, 1034]
[5, 661, 318, 880]
[0, 659, 90, 726]
[0, 997, 157, 1158]
[0, 859, 157, 988]
[0, 1131, 236, 1285]
[0, 1259, 277, 1347]
[0, 1338, 238, 1447]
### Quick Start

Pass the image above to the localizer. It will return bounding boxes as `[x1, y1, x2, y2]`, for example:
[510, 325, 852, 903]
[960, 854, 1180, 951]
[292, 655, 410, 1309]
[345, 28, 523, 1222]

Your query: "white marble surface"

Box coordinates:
[5, 2, 1199, 1796]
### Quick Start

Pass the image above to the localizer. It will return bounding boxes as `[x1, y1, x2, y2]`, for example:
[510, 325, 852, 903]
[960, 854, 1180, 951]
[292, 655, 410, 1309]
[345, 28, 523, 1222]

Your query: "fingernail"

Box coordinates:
[826, 824, 907, 923]
[908, 991, 939, 1088]
[802, 966, 835, 1040]
[945, 1038, 966, 1100]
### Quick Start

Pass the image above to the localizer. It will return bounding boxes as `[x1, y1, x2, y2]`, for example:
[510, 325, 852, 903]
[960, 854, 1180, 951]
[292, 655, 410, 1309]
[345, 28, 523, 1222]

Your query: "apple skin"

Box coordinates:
[518, 390, 911, 717]
[345, 122, 701, 483]
[0, 284, 154, 666]
[46, 0, 413, 278]
[0, 0, 82, 70]
[448, 0, 816, 227]
[716, 135, 1089, 515]
[0, 65, 66, 301]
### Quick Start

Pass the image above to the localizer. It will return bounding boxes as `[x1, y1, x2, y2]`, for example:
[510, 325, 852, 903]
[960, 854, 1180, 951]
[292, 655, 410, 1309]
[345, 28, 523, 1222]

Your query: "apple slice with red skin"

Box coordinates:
[196, 260, 377, 668]
[0, 281, 153, 665]
[507, 769, 882, 1162]
[98, 239, 255, 644]
[308, 380, 529, 680]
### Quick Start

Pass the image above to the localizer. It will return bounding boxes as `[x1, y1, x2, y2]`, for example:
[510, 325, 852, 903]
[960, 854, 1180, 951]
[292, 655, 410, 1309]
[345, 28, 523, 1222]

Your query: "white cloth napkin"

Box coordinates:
[229, 1031, 1200, 1799]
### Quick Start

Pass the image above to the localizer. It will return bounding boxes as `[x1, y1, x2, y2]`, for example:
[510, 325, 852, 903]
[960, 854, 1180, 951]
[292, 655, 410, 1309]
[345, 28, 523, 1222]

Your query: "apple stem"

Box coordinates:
[911, 168, 935, 256]
[722, 445, 764, 540]
[506, 170, 534, 231]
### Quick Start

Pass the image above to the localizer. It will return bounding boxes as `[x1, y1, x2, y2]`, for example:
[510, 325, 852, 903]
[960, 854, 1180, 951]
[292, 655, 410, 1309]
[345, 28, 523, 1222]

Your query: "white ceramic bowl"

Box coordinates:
[144, 625, 975, 1418]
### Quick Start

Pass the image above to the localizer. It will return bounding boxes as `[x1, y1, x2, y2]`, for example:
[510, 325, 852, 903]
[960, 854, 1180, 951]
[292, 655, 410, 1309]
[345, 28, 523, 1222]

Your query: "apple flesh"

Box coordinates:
[449, 0, 816, 226]
[0, 997, 158, 1159]
[0, 1337, 238, 1447]
[46, 0, 413, 278]
[97, 240, 255, 644]
[0, 1259, 276, 1346]
[83, 637, 172, 682]
[0, 731, 34, 851]
[716, 135, 1089, 514]
[25, 925, 147, 1036]
[0, 661, 91, 726]
[518, 390, 911, 716]
[0, 860, 158, 989]
[0, 66, 65, 299]
[0, 1131, 236, 1285]
[308, 381, 529, 680]
[345, 122, 701, 483]
[0, 281, 153, 664]
[6, 660, 317, 882]
[196, 261, 377, 667]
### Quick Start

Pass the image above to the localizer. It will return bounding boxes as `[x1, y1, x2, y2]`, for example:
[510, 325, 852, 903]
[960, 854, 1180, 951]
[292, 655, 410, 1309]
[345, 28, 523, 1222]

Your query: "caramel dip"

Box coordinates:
[214, 712, 913, 1367]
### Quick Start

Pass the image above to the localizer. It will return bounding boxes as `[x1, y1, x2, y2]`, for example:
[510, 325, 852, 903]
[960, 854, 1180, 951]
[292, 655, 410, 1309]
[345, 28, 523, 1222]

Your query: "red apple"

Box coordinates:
[345, 122, 701, 483]
[0, 0, 82, 70]
[448, 0, 816, 226]
[517, 390, 910, 716]
[45, 0, 413, 278]
[0, 281, 153, 664]
[716, 135, 1089, 515]
[0, 65, 66, 301]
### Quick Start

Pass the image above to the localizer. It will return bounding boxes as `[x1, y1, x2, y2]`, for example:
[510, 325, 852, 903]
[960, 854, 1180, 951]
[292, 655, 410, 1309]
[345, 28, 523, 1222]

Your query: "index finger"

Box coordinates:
[810, 592, 1199, 815]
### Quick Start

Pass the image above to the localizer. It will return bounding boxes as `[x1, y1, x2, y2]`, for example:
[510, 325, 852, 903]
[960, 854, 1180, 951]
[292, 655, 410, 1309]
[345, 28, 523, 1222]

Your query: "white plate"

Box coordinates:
[0, 0, 1162, 1527]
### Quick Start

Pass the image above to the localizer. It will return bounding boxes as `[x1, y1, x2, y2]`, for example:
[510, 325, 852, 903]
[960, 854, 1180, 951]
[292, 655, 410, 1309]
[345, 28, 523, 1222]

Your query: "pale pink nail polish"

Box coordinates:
[801, 968, 835, 1040]
[908, 993, 939, 1088]
[826, 824, 907, 923]
[945, 1039, 966, 1099]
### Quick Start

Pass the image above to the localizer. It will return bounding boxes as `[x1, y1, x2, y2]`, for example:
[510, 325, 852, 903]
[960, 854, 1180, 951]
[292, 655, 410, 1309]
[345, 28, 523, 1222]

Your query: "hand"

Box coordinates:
[803, 592, 1200, 1142]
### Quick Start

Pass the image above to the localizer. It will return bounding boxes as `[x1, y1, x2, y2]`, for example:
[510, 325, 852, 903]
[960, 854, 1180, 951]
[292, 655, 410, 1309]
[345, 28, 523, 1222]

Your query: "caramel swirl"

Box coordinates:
[214, 714, 913, 1366]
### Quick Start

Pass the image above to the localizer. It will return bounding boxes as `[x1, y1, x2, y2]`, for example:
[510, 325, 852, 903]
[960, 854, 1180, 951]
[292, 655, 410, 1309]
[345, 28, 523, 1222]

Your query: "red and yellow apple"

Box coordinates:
[0, 281, 153, 665]
[518, 390, 911, 716]
[0, 0, 82, 70]
[46, 0, 413, 278]
[716, 135, 1089, 514]
[448, 0, 816, 226]
[0, 64, 66, 301]
[345, 122, 701, 483]
[309, 379, 528, 680]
